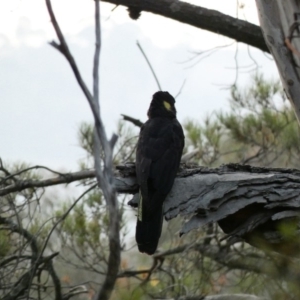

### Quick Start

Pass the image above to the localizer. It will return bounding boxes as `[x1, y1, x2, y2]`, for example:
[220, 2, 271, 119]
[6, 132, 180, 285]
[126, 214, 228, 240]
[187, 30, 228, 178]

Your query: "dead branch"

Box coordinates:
[126, 163, 300, 257]
[45, 0, 120, 299]
[0, 169, 97, 196]
[121, 114, 143, 128]
[136, 40, 162, 90]
[3, 163, 300, 258]
[101, 0, 269, 53]
[119, 240, 300, 284]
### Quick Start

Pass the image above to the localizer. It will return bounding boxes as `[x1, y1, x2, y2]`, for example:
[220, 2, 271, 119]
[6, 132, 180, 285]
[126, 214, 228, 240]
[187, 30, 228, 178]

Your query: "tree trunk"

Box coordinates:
[256, 0, 300, 123]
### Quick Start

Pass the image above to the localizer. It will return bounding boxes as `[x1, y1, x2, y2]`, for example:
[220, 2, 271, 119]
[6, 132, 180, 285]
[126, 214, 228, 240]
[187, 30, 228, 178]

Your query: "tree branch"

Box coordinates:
[4, 163, 300, 258]
[121, 114, 143, 127]
[136, 40, 162, 90]
[101, 0, 269, 53]
[119, 240, 300, 285]
[0, 169, 97, 196]
[45, 0, 120, 299]
[0, 217, 60, 300]
[45, 0, 93, 105]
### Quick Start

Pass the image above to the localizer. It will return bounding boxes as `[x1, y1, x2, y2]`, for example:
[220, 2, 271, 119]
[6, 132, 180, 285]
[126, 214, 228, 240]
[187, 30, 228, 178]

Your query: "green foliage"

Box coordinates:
[78, 120, 137, 170]
[113, 120, 138, 164]
[184, 117, 222, 166]
[0, 231, 11, 257]
[28, 219, 52, 249]
[78, 122, 94, 157]
[184, 74, 300, 168]
[55, 190, 109, 250]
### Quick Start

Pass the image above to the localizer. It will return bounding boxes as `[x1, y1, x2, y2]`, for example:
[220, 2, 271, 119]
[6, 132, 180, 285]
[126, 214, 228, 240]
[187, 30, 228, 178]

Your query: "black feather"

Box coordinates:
[135, 91, 185, 255]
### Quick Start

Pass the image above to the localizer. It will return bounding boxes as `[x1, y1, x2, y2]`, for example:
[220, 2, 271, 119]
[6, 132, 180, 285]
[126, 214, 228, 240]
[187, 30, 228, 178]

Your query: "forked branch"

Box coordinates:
[45, 1, 120, 299]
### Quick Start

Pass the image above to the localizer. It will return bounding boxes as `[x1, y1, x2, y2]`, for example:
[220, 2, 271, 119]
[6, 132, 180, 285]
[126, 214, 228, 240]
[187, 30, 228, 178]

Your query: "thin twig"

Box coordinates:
[0, 169, 96, 196]
[40, 184, 97, 257]
[0, 165, 70, 185]
[174, 78, 186, 98]
[121, 114, 144, 128]
[45, 0, 94, 106]
[136, 40, 162, 91]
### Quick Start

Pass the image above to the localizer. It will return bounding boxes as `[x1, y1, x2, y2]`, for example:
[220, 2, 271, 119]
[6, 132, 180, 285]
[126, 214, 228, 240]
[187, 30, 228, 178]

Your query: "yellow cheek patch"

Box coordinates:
[163, 101, 171, 111]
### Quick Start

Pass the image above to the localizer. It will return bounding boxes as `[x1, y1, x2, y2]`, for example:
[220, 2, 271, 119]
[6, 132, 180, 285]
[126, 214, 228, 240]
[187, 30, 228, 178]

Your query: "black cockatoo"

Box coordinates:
[135, 91, 185, 255]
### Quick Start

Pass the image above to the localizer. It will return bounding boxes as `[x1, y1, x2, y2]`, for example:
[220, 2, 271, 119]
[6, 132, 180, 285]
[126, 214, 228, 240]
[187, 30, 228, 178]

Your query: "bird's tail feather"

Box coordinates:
[136, 204, 164, 255]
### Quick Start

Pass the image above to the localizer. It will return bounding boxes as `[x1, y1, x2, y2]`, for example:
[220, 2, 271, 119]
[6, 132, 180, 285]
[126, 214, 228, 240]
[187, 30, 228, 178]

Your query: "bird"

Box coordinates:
[135, 91, 185, 255]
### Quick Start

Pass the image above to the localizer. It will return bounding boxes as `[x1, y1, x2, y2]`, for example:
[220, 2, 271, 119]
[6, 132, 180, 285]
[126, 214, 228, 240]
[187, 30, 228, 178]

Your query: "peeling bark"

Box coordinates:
[124, 163, 300, 257]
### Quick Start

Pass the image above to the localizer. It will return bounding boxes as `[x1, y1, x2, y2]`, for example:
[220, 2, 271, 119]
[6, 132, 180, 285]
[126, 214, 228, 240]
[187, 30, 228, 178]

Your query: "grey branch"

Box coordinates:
[3, 163, 300, 257]
[121, 114, 144, 127]
[0, 169, 96, 196]
[255, 1, 300, 124]
[92, 2, 121, 300]
[45, 0, 120, 299]
[137, 40, 162, 90]
[118, 162, 300, 259]
[101, 0, 269, 53]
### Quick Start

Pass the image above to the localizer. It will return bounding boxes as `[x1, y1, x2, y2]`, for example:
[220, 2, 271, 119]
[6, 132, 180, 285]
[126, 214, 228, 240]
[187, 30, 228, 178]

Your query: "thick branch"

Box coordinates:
[102, 0, 269, 53]
[3, 163, 300, 256]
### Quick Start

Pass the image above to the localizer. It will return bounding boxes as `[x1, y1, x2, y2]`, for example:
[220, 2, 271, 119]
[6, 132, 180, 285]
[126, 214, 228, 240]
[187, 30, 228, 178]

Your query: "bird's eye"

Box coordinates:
[163, 101, 171, 111]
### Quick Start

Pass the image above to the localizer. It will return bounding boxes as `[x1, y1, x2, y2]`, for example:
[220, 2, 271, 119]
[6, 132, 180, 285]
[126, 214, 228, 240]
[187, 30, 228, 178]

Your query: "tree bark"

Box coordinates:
[125, 163, 300, 257]
[256, 1, 300, 123]
[101, 0, 269, 53]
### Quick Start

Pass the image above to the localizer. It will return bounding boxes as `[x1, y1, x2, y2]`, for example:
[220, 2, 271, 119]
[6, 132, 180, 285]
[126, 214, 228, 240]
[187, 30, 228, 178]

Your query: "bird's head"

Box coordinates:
[147, 91, 177, 119]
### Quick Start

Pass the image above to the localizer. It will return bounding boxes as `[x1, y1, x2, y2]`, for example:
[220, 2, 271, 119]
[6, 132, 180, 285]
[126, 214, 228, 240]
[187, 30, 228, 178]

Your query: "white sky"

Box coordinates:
[0, 0, 278, 171]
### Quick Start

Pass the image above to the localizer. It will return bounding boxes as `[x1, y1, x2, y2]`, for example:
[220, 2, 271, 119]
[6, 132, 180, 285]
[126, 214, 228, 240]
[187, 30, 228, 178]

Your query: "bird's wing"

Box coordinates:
[136, 118, 184, 206]
[149, 119, 184, 193]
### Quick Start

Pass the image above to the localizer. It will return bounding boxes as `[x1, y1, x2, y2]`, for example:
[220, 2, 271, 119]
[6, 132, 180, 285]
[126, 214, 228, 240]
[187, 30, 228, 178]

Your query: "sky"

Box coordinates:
[0, 0, 279, 171]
